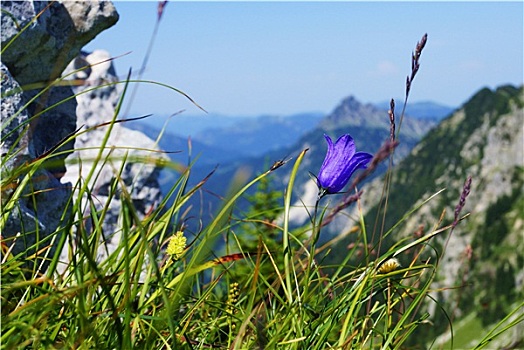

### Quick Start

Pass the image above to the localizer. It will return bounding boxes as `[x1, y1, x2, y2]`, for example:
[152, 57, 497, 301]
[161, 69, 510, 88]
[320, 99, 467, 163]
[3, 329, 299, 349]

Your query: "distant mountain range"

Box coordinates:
[127, 112, 323, 165]
[126, 96, 454, 224]
[191, 112, 325, 157]
[375, 99, 455, 122]
[147, 95, 443, 233]
[129, 100, 452, 168]
[140, 100, 452, 135]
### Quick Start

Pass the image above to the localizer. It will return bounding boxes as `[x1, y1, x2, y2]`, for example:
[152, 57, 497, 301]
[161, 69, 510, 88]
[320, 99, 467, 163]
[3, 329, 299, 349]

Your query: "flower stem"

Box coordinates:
[303, 190, 324, 301]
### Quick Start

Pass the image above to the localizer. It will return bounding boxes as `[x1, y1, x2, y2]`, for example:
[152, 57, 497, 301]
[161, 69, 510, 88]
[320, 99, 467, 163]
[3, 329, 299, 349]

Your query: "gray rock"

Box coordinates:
[25, 86, 78, 179]
[1, 63, 73, 263]
[60, 50, 165, 264]
[1, 62, 32, 163]
[1, 1, 119, 269]
[1, 0, 118, 86]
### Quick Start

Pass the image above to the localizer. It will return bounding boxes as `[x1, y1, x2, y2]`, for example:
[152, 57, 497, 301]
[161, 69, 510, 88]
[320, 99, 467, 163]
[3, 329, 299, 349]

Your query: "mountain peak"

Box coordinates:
[337, 95, 379, 115]
[321, 95, 382, 129]
[339, 95, 363, 109]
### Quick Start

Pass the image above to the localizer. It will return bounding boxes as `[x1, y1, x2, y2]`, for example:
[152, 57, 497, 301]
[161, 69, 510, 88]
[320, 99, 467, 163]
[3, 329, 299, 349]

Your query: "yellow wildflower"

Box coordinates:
[378, 258, 400, 274]
[166, 231, 187, 260]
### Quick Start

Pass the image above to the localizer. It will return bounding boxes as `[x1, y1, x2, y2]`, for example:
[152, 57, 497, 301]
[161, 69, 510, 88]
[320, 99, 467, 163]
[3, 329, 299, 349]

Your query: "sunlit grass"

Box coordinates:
[1, 4, 520, 348]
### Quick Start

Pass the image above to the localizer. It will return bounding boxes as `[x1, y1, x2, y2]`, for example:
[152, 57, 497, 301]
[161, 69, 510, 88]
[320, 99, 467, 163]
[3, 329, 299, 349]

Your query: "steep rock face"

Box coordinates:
[395, 86, 523, 295]
[1, 1, 118, 259]
[61, 50, 165, 262]
[332, 85, 523, 346]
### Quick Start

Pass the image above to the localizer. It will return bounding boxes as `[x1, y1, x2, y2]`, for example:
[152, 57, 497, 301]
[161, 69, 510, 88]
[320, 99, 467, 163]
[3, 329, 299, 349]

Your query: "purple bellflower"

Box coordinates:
[316, 134, 373, 196]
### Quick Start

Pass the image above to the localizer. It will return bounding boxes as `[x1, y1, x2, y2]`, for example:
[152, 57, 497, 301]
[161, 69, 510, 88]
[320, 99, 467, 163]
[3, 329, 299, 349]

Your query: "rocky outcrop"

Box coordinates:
[1, 1, 119, 262]
[1, 1, 118, 86]
[1, 62, 75, 257]
[2, 1, 164, 269]
[2, 1, 166, 278]
[60, 50, 166, 262]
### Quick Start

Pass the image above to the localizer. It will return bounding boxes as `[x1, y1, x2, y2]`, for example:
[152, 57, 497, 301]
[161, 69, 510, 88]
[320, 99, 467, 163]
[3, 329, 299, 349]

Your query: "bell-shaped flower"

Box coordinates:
[317, 134, 373, 195]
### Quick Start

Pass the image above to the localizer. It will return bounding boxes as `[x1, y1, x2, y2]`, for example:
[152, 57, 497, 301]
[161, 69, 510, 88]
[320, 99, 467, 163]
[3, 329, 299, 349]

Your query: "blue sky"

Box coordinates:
[84, 1, 523, 118]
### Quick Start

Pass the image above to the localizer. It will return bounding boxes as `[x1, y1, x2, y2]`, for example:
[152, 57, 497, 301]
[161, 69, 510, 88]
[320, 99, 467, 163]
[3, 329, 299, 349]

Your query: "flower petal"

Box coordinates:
[316, 134, 372, 194]
[348, 151, 373, 170]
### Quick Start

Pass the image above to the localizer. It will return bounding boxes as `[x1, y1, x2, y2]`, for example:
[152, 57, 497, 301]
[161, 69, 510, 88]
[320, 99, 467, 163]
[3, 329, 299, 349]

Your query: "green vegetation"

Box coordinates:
[0, 133, 462, 348]
[2, 11, 522, 349]
[4, 85, 520, 348]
